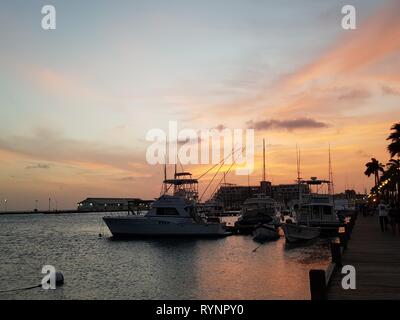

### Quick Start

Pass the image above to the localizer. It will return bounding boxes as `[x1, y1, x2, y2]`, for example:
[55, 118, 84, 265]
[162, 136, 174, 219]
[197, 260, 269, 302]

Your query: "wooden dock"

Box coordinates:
[327, 215, 400, 299]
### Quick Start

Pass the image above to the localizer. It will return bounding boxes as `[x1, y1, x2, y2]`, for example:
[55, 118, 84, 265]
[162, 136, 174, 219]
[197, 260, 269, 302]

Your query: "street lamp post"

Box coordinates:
[4, 199, 7, 212]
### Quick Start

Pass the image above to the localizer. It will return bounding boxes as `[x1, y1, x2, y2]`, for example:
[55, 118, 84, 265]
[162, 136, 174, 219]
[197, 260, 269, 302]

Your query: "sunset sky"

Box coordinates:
[0, 0, 399, 210]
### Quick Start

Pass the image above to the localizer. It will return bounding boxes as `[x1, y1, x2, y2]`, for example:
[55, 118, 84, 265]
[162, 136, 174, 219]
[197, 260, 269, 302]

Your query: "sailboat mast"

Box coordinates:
[263, 139, 266, 181]
[296, 144, 303, 202]
[328, 145, 334, 196]
[164, 139, 168, 194]
[174, 161, 177, 178]
[174, 154, 178, 194]
[296, 144, 301, 183]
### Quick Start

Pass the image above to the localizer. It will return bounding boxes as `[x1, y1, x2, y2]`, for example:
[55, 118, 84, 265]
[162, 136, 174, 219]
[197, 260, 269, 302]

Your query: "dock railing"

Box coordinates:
[309, 212, 358, 300]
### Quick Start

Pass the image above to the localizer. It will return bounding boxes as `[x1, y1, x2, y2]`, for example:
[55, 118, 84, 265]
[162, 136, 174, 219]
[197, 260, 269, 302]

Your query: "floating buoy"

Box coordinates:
[55, 271, 64, 286]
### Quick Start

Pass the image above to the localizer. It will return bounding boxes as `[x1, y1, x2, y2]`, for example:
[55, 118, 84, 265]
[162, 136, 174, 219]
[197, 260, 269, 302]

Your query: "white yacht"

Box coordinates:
[103, 172, 229, 237]
[282, 178, 341, 242]
[296, 193, 339, 229]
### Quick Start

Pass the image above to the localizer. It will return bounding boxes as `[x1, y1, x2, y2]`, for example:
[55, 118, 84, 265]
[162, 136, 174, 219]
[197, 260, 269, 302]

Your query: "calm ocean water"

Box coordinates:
[0, 213, 330, 300]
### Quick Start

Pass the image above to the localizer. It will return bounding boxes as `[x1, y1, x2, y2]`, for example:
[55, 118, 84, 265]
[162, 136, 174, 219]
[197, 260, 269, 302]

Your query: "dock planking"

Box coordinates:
[328, 215, 400, 299]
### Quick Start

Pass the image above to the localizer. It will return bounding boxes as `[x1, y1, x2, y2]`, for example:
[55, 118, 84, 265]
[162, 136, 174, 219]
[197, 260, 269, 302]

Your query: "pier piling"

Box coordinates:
[309, 213, 357, 300]
[309, 269, 327, 300]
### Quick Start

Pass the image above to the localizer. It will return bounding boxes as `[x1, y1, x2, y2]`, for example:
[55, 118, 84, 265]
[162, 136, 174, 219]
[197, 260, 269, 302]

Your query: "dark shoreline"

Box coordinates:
[0, 210, 127, 216]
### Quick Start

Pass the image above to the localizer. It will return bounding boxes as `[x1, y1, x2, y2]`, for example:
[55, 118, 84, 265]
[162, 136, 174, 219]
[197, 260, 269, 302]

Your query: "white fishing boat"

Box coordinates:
[103, 172, 229, 237]
[282, 147, 342, 243]
[282, 178, 341, 242]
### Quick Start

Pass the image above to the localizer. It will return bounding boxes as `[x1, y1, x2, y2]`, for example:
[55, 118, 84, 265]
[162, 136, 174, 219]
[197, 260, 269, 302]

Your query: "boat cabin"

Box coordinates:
[296, 178, 339, 226]
[242, 194, 277, 216]
[297, 195, 338, 225]
[147, 195, 203, 223]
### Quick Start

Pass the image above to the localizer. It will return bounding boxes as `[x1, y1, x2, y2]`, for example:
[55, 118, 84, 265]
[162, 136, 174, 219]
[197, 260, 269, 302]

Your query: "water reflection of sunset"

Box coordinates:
[194, 235, 330, 299]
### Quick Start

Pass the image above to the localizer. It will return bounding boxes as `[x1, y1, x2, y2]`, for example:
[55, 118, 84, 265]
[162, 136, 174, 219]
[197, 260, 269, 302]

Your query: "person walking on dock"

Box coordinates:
[378, 202, 389, 232]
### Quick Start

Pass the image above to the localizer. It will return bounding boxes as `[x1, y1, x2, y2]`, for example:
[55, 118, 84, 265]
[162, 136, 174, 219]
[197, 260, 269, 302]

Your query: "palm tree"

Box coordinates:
[364, 158, 385, 187]
[385, 159, 400, 205]
[387, 122, 400, 158]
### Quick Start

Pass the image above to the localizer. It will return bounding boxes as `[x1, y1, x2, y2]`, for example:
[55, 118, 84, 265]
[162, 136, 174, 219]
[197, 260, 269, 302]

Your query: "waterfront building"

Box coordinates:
[77, 197, 152, 212]
[271, 184, 310, 205]
[213, 184, 260, 210]
[213, 183, 309, 209]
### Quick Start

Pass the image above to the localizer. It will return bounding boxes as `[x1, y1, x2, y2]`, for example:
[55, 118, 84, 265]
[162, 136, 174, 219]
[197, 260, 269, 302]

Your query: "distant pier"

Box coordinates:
[327, 215, 400, 299]
[0, 209, 126, 215]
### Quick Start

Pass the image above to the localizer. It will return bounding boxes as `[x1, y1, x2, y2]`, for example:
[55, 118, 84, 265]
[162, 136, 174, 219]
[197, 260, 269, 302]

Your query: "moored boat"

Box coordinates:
[235, 193, 281, 234]
[235, 139, 281, 234]
[282, 177, 342, 242]
[103, 172, 229, 237]
[281, 221, 320, 243]
[253, 223, 280, 242]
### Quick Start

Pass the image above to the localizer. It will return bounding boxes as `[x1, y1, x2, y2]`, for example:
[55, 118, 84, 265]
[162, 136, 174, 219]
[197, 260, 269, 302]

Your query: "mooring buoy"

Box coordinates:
[55, 271, 64, 286]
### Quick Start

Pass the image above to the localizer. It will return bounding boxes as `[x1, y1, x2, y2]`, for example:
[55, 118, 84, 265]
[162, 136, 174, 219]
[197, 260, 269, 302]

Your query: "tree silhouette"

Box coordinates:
[364, 158, 385, 187]
[387, 122, 400, 158]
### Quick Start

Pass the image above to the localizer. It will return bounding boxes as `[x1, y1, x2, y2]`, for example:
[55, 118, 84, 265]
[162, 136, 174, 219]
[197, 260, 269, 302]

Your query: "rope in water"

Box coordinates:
[252, 244, 263, 252]
[0, 284, 41, 293]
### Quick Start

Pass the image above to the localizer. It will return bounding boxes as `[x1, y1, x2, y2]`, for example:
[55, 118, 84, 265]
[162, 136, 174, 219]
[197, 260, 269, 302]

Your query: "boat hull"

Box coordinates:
[281, 223, 321, 243]
[235, 215, 280, 234]
[103, 216, 229, 237]
[298, 221, 344, 236]
[253, 225, 280, 242]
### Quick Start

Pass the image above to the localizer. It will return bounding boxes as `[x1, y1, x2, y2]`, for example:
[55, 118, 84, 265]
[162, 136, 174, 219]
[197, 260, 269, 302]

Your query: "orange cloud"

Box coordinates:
[285, 1, 400, 88]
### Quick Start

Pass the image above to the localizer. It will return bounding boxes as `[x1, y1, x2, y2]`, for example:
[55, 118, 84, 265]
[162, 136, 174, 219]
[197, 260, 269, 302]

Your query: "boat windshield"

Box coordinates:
[300, 204, 333, 219]
[312, 206, 320, 220]
[244, 205, 275, 216]
[322, 205, 333, 215]
[156, 207, 179, 215]
[245, 202, 274, 209]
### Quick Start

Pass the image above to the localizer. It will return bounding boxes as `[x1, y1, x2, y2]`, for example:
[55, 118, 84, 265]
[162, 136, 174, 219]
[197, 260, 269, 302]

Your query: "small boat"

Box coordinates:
[234, 194, 281, 234]
[235, 139, 281, 234]
[253, 223, 280, 242]
[281, 221, 320, 243]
